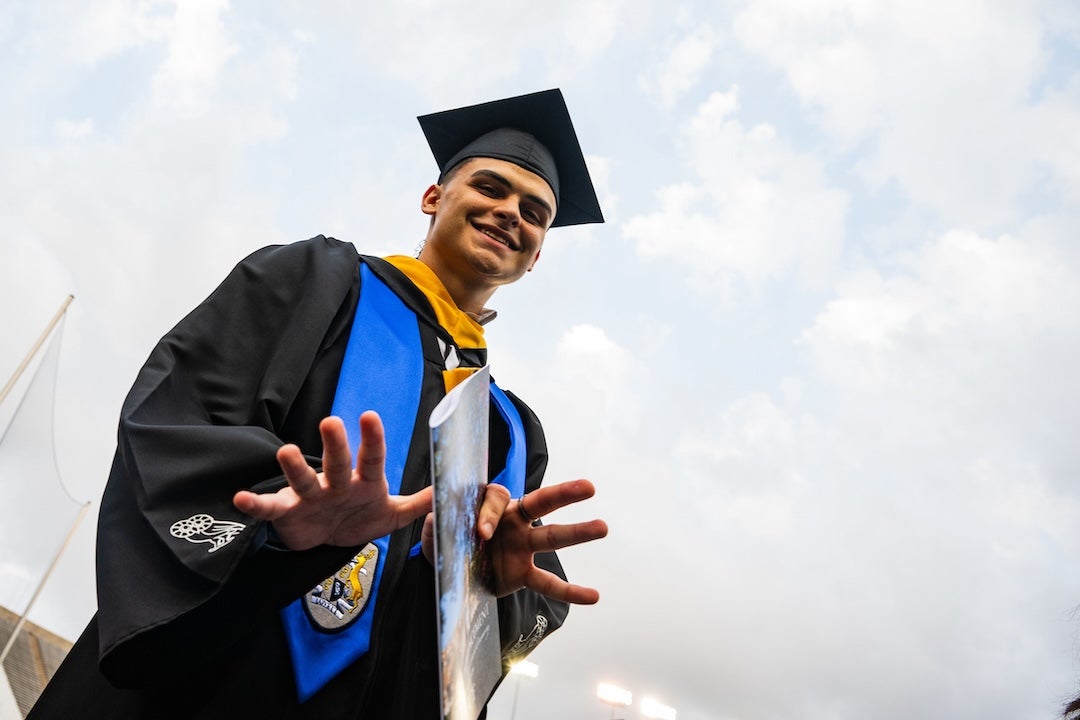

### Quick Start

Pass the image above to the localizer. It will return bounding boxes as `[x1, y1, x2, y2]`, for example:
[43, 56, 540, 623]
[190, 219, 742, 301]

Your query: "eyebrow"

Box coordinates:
[469, 168, 554, 219]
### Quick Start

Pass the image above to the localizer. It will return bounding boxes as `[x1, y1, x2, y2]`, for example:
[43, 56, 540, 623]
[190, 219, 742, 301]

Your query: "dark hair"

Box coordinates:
[1065, 695, 1080, 719]
[437, 158, 471, 186]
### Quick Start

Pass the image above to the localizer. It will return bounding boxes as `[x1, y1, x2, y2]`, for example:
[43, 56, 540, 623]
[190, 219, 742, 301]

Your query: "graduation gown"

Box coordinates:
[29, 235, 568, 719]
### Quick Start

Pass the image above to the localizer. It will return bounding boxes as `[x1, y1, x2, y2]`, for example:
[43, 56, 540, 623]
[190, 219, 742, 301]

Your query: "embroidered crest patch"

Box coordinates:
[304, 543, 380, 631]
[169, 513, 245, 553]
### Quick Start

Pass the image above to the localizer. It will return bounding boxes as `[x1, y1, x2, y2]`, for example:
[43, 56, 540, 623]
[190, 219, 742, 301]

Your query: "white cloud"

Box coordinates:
[734, 0, 1073, 228]
[287, 1, 626, 104]
[551, 324, 636, 430]
[802, 228, 1080, 466]
[624, 87, 848, 295]
[557, 0, 621, 65]
[805, 228, 1079, 375]
[969, 457, 1078, 544]
[639, 24, 719, 108]
[735, 0, 1045, 142]
[585, 154, 617, 224]
[1033, 76, 1080, 203]
[152, 0, 238, 116]
[677, 392, 810, 536]
[51, 0, 170, 65]
[642, 242, 1080, 714]
[54, 117, 95, 140]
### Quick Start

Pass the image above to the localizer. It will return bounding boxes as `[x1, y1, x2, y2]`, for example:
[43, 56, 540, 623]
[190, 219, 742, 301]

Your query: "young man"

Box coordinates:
[29, 89, 607, 718]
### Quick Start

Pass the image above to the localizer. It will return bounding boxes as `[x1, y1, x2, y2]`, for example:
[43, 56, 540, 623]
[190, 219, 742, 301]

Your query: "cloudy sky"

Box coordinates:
[2, 1, 1080, 718]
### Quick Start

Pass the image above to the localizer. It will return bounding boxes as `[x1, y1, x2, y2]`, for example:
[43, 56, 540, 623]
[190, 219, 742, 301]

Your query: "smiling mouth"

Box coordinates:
[477, 225, 515, 250]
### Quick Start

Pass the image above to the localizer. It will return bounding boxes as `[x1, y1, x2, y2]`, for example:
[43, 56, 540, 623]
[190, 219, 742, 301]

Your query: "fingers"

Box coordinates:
[518, 479, 595, 522]
[277, 442, 321, 498]
[522, 566, 601, 605]
[232, 487, 297, 521]
[478, 484, 511, 540]
[488, 480, 606, 604]
[234, 443, 314, 520]
[319, 416, 353, 490]
[393, 485, 434, 525]
[232, 489, 267, 518]
[420, 512, 435, 565]
[527, 519, 608, 553]
[235, 412, 422, 550]
[356, 411, 387, 485]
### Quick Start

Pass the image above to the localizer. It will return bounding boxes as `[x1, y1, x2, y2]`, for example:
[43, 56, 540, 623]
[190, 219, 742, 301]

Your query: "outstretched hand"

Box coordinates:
[233, 411, 433, 551]
[421, 479, 608, 605]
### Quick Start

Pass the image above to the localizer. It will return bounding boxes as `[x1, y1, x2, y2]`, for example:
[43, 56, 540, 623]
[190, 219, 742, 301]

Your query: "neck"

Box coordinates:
[416, 249, 497, 315]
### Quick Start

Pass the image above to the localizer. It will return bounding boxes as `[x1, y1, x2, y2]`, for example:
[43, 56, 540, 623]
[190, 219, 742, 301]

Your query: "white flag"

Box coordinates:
[0, 313, 84, 615]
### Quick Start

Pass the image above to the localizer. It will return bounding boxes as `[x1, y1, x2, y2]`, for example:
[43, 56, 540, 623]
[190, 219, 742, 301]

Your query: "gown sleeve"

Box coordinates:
[95, 236, 364, 687]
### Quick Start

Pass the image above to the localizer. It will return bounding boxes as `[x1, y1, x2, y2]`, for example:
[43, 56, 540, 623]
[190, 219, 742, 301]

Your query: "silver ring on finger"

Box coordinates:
[518, 494, 541, 526]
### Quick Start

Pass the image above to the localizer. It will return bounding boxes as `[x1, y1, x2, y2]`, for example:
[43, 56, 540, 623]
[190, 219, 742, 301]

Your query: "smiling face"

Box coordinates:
[418, 156, 557, 312]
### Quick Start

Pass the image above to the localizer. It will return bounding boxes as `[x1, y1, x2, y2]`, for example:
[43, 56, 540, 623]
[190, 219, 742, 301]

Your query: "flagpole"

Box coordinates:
[0, 501, 89, 663]
[0, 294, 74, 409]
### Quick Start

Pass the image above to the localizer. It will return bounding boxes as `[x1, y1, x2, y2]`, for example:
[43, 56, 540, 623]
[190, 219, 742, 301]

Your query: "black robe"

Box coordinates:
[29, 236, 567, 719]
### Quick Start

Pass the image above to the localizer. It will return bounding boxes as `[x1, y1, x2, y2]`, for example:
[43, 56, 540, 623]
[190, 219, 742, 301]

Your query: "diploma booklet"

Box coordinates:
[429, 365, 501, 720]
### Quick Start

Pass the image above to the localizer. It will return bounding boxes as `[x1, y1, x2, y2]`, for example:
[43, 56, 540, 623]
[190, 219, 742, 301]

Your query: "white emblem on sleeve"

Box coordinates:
[170, 513, 246, 553]
[507, 613, 548, 659]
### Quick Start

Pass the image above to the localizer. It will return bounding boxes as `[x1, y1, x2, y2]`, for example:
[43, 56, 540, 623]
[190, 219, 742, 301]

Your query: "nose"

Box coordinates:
[493, 199, 520, 227]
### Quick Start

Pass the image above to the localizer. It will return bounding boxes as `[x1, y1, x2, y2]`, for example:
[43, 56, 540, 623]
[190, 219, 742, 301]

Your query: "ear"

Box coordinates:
[421, 184, 441, 216]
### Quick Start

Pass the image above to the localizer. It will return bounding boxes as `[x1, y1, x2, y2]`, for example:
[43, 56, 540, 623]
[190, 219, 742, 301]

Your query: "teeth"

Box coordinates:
[481, 228, 509, 247]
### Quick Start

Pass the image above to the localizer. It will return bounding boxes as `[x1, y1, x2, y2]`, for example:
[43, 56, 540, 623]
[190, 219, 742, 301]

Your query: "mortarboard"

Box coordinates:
[417, 88, 604, 228]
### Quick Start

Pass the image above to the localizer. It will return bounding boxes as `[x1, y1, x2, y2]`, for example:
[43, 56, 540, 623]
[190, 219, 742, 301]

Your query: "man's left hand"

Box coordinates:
[420, 479, 608, 604]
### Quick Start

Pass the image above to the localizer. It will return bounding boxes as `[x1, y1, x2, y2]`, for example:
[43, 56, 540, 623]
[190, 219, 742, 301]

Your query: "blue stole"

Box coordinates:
[489, 383, 525, 498]
[281, 261, 526, 702]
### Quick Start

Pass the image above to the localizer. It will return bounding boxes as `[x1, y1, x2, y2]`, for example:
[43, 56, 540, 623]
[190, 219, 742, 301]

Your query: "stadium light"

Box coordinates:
[597, 682, 633, 718]
[509, 659, 539, 678]
[597, 682, 632, 707]
[641, 696, 677, 720]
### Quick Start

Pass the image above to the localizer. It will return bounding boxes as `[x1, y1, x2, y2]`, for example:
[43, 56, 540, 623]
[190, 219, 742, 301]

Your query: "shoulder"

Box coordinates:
[239, 235, 359, 273]
[501, 387, 542, 426]
[172, 236, 361, 334]
[212, 236, 360, 299]
[497, 386, 549, 490]
[501, 387, 547, 453]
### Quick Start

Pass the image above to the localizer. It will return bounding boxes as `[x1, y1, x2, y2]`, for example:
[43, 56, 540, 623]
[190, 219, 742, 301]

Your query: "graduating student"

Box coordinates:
[29, 89, 608, 719]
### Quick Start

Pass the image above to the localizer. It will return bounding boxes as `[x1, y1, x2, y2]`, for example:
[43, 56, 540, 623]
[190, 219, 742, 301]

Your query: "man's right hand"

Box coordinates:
[233, 412, 432, 551]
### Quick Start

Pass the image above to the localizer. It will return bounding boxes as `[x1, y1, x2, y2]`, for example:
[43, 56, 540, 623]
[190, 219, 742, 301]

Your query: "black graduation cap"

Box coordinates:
[417, 88, 604, 228]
